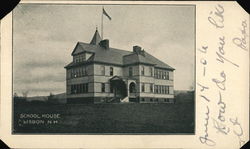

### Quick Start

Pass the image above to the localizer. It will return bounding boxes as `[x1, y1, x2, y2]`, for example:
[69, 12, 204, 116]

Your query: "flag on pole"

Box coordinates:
[103, 8, 111, 20]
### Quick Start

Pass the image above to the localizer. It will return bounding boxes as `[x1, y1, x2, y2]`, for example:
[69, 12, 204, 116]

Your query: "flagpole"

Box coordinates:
[101, 6, 104, 39]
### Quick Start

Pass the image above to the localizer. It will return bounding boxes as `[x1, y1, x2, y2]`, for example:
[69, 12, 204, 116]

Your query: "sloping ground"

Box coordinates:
[174, 90, 195, 103]
[24, 90, 193, 104]
[49, 93, 67, 104]
[13, 96, 194, 134]
[26, 96, 48, 102]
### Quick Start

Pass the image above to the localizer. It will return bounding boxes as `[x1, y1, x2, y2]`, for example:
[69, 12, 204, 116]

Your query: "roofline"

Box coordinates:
[65, 61, 174, 70]
[155, 66, 175, 71]
[72, 50, 95, 56]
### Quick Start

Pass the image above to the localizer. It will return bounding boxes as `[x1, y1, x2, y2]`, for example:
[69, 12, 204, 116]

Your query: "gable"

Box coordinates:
[71, 42, 83, 56]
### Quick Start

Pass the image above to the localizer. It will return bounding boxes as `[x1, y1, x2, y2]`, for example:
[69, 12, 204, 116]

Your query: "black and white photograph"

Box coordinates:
[12, 4, 195, 134]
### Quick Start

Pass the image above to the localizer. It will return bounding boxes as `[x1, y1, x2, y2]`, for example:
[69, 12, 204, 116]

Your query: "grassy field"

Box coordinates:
[13, 91, 194, 134]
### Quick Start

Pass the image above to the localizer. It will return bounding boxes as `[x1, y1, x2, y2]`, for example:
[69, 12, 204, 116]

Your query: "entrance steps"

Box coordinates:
[120, 97, 129, 103]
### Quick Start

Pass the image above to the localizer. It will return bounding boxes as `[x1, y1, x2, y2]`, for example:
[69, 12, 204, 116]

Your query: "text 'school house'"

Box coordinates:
[65, 29, 175, 104]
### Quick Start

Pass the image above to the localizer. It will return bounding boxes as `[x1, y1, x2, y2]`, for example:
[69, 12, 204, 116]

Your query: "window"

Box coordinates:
[71, 85, 76, 94]
[79, 84, 83, 93]
[110, 84, 113, 93]
[100, 65, 105, 75]
[163, 71, 166, 79]
[154, 69, 157, 78]
[166, 71, 169, 80]
[159, 86, 162, 94]
[160, 71, 163, 79]
[71, 69, 74, 78]
[110, 67, 113, 76]
[82, 84, 85, 93]
[154, 98, 158, 102]
[155, 85, 158, 93]
[150, 98, 153, 102]
[82, 67, 86, 76]
[80, 55, 84, 62]
[85, 66, 88, 75]
[79, 68, 82, 77]
[141, 83, 145, 92]
[129, 67, 133, 76]
[150, 84, 153, 93]
[67, 70, 71, 79]
[166, 86, 169, 94]
[161, 86, 164, 94]
[165, 99, 170, 103]
[141, 98, 145, 102]
[101, 83, 105, 92]
[77, 68, 80, 77]
[85, 83, 88, 93]
[157, 70, 160, 79]
[73, 69, 76, 77]
[71, 83, 88, 94]
[141, 66, 145, 76]
[150, 67, 153, 76]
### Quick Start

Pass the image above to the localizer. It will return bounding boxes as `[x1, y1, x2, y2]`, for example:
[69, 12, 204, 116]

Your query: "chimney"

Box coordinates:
[133, 46, 142, 53]
[133, 45, 145, 56]
[99, 39, 109, 49]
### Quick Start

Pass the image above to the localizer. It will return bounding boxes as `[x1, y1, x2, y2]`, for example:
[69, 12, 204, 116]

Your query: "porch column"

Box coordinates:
[127, 80, 130, 98]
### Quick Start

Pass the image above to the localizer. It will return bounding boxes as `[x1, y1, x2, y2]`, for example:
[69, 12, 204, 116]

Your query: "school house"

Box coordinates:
[65, 29, 175, 104]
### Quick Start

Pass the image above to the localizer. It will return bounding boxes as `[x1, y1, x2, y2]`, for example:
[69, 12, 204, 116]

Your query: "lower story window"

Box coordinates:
[71, 83, 88, 94]
[141, 98, 145, 101]
[164, 98, 170, 102]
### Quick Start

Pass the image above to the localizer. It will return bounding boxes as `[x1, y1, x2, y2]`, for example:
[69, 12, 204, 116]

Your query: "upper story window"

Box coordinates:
[166, 86, 169, 94]
[74, 53, 93, 63]
[160, 70, 164, 79]
[150, 67, 153, 76]
[73, 69, 75, 78]
[79, 55, 83, 62]
[141, 66, 145, 76]
[154, 68, 170, 80]
[110, 67, 113, 76]
[82, 67, 86, 76]
[154, 69, 157, 78]
[101, 83, 105, 92]
[150, 84, 153, 93]
[141, 83, 145, 92]
[69, 67, 89, 79]
[163, 71, 166, 79]
[157, 70, 160, 79]
[100, 65, 105, 75]
[155, 85, 158, 93]
[161, 86, 165, 94]
[129, 67, 133, 76]
[166, 71, 169, 80]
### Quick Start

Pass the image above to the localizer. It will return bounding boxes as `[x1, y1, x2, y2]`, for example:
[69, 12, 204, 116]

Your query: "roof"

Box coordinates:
[66, 30, 175, 70]
[90, 29, 102, 45]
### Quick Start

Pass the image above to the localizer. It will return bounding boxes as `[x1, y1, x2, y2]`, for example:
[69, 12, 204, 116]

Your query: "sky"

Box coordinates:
[13, 4, 195, 96]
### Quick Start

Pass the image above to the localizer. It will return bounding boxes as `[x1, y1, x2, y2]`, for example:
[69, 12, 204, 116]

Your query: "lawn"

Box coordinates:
[13, 98, 194, 134]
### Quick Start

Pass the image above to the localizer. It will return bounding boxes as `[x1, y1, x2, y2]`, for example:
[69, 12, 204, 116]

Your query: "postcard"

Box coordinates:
[0, 1, 249, 148]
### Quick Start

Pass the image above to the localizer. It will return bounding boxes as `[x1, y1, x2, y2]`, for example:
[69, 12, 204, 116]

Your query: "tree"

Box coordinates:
[22, 90, 29, 98]
[48, 92, 54, 104]
[14, 92, 18, 98]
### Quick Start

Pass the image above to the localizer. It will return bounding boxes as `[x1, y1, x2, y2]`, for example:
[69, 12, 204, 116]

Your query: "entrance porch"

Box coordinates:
[109, 76, 138, 103]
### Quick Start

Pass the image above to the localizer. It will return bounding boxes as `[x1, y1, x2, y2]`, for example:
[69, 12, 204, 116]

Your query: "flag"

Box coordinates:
[103, 8, 111, 20]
